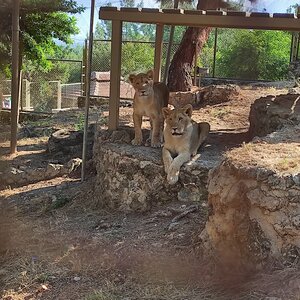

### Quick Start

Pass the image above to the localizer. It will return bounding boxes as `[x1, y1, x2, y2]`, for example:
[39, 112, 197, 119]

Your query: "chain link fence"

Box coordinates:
[91, 39, 180, 99]
[0, 59, 83, 112]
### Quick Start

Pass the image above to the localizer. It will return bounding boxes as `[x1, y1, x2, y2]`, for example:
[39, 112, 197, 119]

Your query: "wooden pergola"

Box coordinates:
[99, 7, 300, 130]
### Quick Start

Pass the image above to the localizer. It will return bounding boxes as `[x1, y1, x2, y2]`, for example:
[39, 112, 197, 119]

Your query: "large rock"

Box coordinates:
[93, 127, 221, 211]
[0, 158, 82, 189]
[197, 84, 240, 106]
[169, 86, 200, 108]
[168, 85, 241, 108]
[48, 126, 95, 160]
[202, 125, 300, 268]
[249, 93, 300, 138]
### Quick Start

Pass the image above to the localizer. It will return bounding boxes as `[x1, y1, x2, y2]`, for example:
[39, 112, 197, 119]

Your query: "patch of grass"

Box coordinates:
[274, 158, 298, 172]
[50, 195, 71, 210]
[98, 116, 108, 126]
[84, 290, 118, 300]
[75, 113, 85, 131]
[210, 106, 230, 119]
[24, 117, 52, 127]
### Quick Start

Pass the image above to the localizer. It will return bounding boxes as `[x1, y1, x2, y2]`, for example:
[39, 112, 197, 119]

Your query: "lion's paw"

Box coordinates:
[167, 172, 179, 185]
[131, 138, 142, 146]
[151, 141, 162, 148]
[145, 138, 151, 147]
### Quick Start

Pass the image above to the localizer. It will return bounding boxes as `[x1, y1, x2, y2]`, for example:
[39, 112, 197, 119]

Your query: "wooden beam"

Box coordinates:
[10, 0, 20, 154]
[99, 7, 300, 32]
[154, 24, 164, 82]
[108, 19, 122, 130]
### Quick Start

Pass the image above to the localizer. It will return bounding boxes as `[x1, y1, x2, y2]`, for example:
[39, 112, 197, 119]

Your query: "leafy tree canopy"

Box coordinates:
[216, 29, 291, 80]
[0, 0, 85, 73]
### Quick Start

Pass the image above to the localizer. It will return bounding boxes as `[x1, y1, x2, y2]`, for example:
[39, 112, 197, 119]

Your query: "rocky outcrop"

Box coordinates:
[169, 87, 200, 108]
[249, 93, 300, 138]
[48, 127, 95, 160]
[288, 60, 300, 82]
[93, 127, 221, 211]
[197, 84, 240, 106]
[0, 158, 82, 189]
[202, 125, 300, 268]
[168, 85, 241, 108]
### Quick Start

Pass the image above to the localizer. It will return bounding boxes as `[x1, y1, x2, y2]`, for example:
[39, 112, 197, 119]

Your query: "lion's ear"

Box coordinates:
[162, 107, 170, 118]
[128, 74, 136, 84]
[146, 70, 154, 80]
[183, 104, 193, 117]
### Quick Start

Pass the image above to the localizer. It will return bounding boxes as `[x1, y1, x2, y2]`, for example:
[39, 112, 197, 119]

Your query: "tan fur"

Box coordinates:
[129, 70, 169, 148]
[162, 104, 210, 185]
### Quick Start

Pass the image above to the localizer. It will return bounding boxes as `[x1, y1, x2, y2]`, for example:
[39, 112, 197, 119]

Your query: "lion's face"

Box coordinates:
[129, 70, 154, 97]
[162, 104, 193, 136]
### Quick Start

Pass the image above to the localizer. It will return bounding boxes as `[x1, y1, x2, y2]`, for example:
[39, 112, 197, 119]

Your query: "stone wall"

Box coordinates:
[202, 125, 300, 268]
[93, 127, 220, 211]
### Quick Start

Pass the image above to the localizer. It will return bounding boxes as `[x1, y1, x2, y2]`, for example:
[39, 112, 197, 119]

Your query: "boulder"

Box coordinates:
[202, 125, 300, 268]
[0, 158, 82, 189]
[48, 126, 95, 160]
[249, 93, 300, 139]
[197, 84, 240, 106]
[93, 127, 221, 211]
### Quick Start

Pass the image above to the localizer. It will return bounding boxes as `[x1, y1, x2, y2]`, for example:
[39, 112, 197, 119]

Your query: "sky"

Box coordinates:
[72, 0, 300, 43]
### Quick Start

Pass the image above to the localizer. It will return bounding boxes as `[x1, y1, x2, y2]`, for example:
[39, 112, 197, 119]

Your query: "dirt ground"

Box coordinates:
[1, 86, 300, 300]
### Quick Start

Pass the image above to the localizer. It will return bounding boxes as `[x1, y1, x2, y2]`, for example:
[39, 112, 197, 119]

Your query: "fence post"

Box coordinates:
[23, 79, 31, 110]
[82, 39, 88, 96]
[57, 80, 62, 109]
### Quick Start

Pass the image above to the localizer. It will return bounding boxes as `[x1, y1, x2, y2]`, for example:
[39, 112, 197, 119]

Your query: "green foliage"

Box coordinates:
[75, 113, 85, 131]
[50, 195, 71, 210]
[121, 42, 155, 77]
[92, 41, 111, 72]
[84, 291, 117, 300]
[287, 4, 299, 13]
[0, 0, 84, 72]
[215, 29, 291, 80]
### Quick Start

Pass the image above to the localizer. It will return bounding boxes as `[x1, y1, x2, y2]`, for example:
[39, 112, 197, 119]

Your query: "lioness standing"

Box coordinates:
[129, 70, 169, 148]
[162, 104, 210, 185]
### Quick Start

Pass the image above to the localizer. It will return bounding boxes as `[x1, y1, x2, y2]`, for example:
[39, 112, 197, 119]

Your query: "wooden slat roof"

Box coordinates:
[99, 7, 300, 31]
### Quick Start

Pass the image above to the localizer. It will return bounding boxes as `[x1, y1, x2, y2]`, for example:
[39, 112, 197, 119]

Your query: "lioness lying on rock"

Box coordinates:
[162, 104, 210, 185]
[129, 70, 169, 148]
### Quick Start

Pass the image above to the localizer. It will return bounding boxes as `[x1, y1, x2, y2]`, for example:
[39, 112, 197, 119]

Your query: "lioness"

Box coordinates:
[129, 70, 169, 148]
[162, 104, 210, 185]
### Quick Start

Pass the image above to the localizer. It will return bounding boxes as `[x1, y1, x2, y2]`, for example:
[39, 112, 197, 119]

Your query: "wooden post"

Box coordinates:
[10, 0, 20, 154]
[108, 19, 122, 130]
[24, 79, 30, 110]
[57, 81, 62, 109]
[154, 24, 164, 82]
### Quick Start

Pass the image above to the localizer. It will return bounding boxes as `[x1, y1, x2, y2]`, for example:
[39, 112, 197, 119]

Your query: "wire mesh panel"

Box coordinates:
[0, 79, 12, 109]
[29, 81, 58, 112]
[23, 59, 83, 112]
[210, 28, 292, 80]
[91, 39, 180, 99]
[61, 83, 82, 108]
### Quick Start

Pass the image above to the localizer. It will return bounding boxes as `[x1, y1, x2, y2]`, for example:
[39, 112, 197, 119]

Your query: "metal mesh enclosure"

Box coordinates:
[91, 39, 180, 99]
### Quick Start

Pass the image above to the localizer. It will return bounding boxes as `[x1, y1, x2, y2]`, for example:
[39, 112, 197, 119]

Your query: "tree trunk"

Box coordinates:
[167, 0, 228, 92]
[167, 26, 212, 91]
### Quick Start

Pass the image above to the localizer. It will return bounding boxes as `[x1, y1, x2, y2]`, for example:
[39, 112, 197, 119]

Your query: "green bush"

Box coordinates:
[215, 29, 291, 80]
